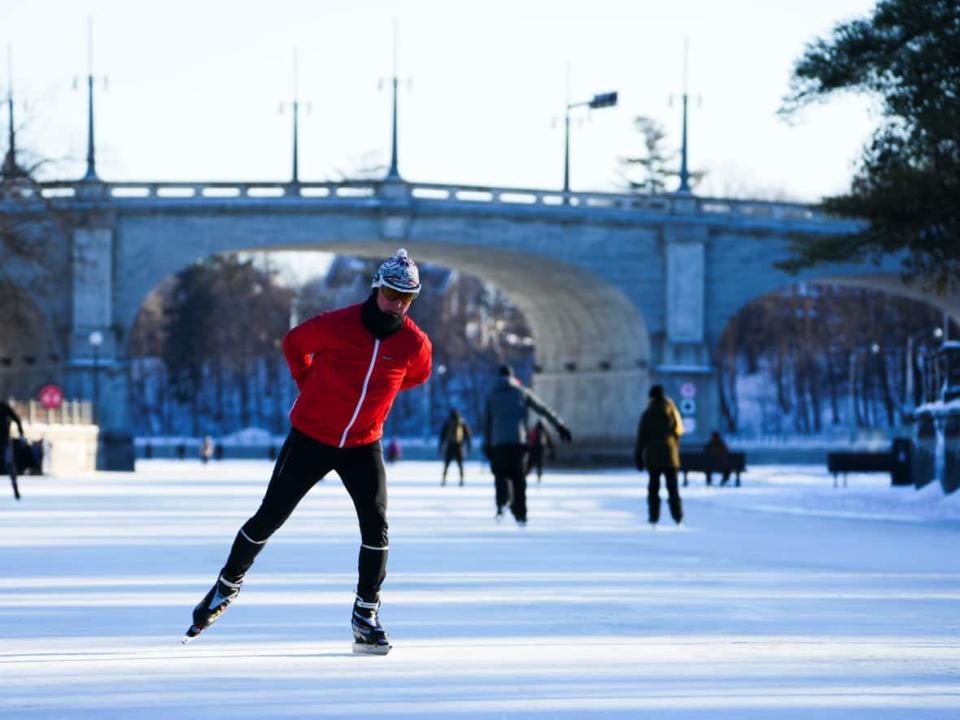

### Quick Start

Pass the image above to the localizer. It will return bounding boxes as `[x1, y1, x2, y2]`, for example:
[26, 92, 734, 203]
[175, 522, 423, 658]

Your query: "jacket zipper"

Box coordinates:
[339, 338, 381, 447]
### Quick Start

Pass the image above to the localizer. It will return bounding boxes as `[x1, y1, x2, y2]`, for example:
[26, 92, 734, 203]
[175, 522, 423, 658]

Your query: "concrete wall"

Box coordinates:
[23, 422, 99, 476]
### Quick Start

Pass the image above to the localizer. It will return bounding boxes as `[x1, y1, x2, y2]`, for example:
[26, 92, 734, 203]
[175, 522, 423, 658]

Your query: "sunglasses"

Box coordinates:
[381, 286, 418, 303]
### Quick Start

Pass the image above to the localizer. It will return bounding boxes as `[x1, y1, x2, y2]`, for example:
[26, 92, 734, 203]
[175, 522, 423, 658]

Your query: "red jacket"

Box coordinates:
[283, 303, 432, 448]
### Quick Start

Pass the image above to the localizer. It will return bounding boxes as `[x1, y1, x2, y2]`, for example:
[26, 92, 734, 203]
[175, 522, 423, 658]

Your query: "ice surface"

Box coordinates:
[0, 460, 958, 719]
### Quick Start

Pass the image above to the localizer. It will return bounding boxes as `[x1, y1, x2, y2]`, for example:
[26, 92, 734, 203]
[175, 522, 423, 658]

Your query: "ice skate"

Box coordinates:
[182, 574, 243, 644]
[351, 596, 391, 655]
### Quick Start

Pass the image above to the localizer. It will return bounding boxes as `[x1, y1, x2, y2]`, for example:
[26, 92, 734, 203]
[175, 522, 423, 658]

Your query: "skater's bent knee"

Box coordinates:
[239, 525, 270, 545]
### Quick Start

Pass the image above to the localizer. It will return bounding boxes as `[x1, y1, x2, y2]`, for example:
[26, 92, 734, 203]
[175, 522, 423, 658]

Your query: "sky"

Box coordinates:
[2, 0, 880, 203]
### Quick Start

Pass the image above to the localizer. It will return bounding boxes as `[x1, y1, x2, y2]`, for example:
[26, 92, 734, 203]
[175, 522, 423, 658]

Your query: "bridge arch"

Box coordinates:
[122, 239, 652, 446]
[710, 272, 958, 438]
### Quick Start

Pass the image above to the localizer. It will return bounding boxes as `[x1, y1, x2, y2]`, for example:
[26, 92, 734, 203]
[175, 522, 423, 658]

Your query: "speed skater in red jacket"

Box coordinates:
[185, 249, 432, 655]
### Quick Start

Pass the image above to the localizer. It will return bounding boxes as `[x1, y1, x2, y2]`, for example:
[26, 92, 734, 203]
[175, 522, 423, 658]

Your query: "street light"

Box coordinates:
[563, 91, 618, 194]
[904, 326, 944, 416]
[848, 342, 879, 443]
[88, 330, 103, 423]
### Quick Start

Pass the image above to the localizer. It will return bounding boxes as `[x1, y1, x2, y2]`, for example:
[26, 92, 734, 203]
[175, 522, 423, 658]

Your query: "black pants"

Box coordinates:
[220, 428, 388, 603]
[1, 436, 19, 500]
[528, 446, 545, 481]
[491, 444, 528, 521]
[647, 467, 683, 524]
[705, 470, 732, 486]
[442, 444, 465, 484]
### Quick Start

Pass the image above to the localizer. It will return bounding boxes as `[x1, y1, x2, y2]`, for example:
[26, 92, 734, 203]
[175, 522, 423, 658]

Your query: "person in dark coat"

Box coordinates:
[483, 364, 572, 525]
[438, 408, 472, 486]
[0, 400, 25, 501]
[526, 419, 555, 484]
[634, 385, 684, 526]
[703, 431, 731, 487]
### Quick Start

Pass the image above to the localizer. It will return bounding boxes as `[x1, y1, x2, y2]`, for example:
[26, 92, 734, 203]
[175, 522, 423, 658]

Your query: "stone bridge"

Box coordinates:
[2, 176, 956, 466]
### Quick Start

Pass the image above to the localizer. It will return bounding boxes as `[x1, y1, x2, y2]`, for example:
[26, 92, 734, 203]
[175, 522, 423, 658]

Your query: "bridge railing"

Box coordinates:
[8, 178, 839, 224]
[9, 399, 94, 426]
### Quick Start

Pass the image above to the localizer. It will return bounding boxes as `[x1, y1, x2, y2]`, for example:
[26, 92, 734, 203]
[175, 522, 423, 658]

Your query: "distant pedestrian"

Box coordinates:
[526, 419, 555, 484]
[634, 385, 684, 526]
[703, 431, 731, 487]
[438, 409, 472, 486]
[200, 436, 214, 464]
[386, 437, 402, 463]
[0, 400, 25, 500]
[483, 365, 572, 525]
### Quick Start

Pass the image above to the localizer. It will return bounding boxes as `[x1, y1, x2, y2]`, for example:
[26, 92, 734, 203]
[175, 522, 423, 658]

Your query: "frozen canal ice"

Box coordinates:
[1, 460, 958, 719]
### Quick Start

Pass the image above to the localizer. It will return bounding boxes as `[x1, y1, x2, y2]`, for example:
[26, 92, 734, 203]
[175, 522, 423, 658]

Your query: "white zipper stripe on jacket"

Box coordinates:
[339, 338, 381, 447]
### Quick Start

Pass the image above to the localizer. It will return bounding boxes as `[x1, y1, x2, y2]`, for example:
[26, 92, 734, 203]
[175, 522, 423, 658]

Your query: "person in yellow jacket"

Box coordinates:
[438, 408, 472, 486]
[634, 385, 684, 526]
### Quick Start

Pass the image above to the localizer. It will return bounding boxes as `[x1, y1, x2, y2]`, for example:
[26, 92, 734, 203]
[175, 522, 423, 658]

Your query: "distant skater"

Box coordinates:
[386, 437, 402, 464]
[634, 385, 684, 526]
[184, 249, 432, 655]
[438, 409, 472, 486]
[484, 365, 572, 525]
[526, 419, 555, 484]
[0, 400, 24, 501]
[200, 436, 214, 464]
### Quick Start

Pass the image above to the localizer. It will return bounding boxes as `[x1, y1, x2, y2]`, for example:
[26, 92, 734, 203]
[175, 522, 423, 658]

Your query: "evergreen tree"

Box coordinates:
[780, 0, 960, 293]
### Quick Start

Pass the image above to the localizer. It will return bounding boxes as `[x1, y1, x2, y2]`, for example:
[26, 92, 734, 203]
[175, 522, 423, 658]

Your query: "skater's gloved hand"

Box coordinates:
[557, 424, 573, 444]
[482, 443, 491, 460]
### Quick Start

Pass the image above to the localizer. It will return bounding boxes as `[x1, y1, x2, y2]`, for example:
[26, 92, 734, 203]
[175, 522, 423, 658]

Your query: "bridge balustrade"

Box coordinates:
[0, 179, 841, 226]
[9, 399, 94, 426]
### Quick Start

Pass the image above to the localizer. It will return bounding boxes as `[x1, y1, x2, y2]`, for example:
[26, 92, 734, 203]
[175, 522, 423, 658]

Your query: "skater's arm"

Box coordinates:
[6, 403, 24, 437]
[483, 401, 492, 458]
[525, 391, 572, 443]
[634, 415, 647, 471]
[400, 335, 433, 390]
[282, 315, 328, 390]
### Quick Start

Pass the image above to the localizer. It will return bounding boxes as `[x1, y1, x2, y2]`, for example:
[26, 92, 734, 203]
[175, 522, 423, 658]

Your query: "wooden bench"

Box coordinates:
[680, 451, 746, 487]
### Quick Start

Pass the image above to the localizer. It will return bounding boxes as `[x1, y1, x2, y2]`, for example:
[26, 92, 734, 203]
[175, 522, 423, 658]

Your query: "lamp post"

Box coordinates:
[88, 330, 103, 423]
[563, 91, 618, 194]
[848, 342, 879, 443]
[905, 326, 944, 415]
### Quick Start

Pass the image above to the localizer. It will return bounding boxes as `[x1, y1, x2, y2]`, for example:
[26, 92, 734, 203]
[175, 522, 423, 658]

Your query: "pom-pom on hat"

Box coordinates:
[372, 248, 421, 295]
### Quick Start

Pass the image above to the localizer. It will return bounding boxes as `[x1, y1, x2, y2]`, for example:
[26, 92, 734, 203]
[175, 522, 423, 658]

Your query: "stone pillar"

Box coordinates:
[658, 224, 715, 441]
[378, 178, 412, 239]
[69, 225, 134, 470]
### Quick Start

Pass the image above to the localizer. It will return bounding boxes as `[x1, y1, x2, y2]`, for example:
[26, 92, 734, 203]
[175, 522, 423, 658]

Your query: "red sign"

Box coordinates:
[680, 382, 697, 398]
[39, 384, 64, 410]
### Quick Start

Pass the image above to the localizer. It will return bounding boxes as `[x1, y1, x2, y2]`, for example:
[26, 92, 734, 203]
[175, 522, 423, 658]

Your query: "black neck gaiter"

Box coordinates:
[361, 292, 404, 339]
